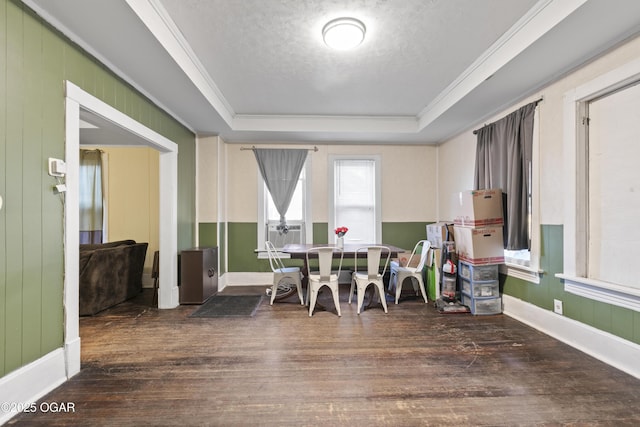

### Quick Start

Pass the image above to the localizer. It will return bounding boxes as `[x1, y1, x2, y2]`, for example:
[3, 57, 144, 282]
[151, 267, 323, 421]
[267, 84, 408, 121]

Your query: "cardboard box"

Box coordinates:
[395, 251, 423, 268]
[453, 189, 504, 227]
[453, 226, 505, 265]
[426, 222, 454, 248]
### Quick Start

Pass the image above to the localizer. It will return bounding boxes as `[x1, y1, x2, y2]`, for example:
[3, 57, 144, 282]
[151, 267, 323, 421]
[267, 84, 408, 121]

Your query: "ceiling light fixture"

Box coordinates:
[322, 17, 366, 50]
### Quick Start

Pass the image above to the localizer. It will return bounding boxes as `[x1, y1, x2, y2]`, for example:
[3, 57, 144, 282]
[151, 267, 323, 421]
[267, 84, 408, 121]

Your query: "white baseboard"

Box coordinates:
[65, 337, 81, 378]
[502, 294, 640, 379]
[221, 272, 271, 290]
[0, 348, 68, 425]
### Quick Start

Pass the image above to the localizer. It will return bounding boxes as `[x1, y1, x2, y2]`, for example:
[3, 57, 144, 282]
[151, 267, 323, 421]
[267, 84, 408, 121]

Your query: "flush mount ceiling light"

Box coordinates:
[322, 17, 366, 50]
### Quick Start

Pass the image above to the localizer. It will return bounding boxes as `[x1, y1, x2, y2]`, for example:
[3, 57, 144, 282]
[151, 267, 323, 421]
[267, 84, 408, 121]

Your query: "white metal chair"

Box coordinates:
[390, 240, 431, 304]
[349, 246, 390, 314]
[306, 247, 343, 317]
[265, 241, 304, 306]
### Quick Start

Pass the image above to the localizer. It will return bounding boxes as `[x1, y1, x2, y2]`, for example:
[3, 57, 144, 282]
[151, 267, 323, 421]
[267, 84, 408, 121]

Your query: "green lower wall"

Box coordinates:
[198, 223, 217, 247]
[208, 221, 429, 273]
[198, 222, 227, 275]
[502, 224, 640, 345]
[382, 222, 429, 251]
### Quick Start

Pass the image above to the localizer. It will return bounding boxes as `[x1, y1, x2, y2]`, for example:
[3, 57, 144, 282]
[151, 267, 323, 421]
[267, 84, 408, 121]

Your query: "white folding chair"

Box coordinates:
[306, 247, 343, 317]
[349, 246, 390, 314]
[265, 241, 304, 305]
[390, 240, 431, 304]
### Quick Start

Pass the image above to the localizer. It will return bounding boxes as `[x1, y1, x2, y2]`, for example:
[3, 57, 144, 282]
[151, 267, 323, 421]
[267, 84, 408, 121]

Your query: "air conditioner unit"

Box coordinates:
[266, 221, 305, 248]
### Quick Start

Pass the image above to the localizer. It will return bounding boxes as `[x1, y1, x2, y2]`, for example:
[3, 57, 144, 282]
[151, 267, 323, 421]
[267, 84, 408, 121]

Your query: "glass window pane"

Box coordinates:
[334, 159, 376, 243]
[266, 168, 305, 221]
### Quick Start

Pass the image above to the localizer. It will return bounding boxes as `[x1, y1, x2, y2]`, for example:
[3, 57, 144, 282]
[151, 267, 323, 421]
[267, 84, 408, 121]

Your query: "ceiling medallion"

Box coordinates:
[322, 17, 366, 50]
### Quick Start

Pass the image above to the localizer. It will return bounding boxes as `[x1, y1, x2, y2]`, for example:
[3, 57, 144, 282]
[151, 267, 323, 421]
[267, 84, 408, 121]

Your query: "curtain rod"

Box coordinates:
[473, 97, 543, 135]
[240, 145, 318, 152]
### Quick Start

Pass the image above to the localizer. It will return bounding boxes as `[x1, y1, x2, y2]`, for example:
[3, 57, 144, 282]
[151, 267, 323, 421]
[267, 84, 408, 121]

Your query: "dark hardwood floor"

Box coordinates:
[7, 285, 640, 426]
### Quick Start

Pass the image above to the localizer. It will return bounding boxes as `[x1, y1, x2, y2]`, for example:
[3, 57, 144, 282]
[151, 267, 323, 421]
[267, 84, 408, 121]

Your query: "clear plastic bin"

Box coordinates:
[461, 278, 499, 298]
[459, 262, 499, 281]
[461, 294, 502, 315]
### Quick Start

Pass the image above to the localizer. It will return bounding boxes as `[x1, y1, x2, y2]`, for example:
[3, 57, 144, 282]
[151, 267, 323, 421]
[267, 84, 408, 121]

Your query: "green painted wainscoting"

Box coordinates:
[0, 0, 196, 377]
[382, 222, 430, 252]
[198, 222, 217, 247]
[198, 222, 226, 276]
[227, 223, 270, 273]
[223, 221, 430, 273]
[502, 224, 640, 345]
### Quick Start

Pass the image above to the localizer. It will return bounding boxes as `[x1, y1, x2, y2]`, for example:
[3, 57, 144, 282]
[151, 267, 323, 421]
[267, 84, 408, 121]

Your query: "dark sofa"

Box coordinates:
[79, 239, 148, 315]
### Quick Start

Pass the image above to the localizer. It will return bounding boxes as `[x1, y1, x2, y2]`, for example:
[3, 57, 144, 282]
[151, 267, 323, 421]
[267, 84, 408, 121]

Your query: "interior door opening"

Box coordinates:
[64, 81, 179, 378]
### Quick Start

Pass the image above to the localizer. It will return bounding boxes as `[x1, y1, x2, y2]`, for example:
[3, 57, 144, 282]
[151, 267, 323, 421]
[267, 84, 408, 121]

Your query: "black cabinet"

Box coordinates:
[180, 247, 218, 304]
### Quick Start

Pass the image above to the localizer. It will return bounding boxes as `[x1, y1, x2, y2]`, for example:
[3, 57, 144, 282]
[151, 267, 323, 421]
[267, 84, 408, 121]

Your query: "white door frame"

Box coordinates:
[64, 81, 179, 377]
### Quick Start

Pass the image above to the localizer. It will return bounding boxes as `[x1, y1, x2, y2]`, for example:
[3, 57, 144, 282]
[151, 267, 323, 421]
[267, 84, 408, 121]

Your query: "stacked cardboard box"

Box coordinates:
[452, 189, 504, 314]
[452, 189, 505, 266]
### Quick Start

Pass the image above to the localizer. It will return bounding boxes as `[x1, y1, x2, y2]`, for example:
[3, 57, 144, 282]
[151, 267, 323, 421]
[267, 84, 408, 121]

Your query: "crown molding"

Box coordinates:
[126, 0, 236, 126]
[417, 0, 588, 131]
[233, 114, 418, 133]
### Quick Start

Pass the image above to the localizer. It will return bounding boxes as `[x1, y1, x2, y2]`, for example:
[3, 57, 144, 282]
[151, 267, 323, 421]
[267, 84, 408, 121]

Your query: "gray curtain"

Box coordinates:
[474, 102, 536, 250]
[79, 149, 104, 244]
[253, 148, 308, 229]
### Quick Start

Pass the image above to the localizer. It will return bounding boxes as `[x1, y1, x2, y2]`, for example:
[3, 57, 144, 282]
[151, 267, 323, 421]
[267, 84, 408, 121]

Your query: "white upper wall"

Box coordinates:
[196, 136, 219, 223]
[438, 33, 640, 226]
[196, 34, 640, 227]
[208, 143, 438, 223]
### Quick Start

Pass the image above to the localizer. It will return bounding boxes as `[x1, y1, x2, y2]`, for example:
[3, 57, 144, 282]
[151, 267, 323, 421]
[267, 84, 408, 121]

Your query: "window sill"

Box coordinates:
[556, 274, 640, 313]
[501, 262, 542, 284]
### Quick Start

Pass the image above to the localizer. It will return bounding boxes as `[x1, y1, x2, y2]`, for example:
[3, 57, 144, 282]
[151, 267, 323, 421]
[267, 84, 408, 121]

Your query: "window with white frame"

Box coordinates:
[586, 82, 640, 289]
[257, 159, 312, 251]
[560, 59, 640, 312]
[329, 156, 381, 245]
[475, 104, 541, 283]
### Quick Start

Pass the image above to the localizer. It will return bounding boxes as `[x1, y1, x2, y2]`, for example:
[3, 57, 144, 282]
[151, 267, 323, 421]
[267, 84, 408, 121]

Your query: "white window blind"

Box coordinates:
[333, 159, 377, 244]
[587, 82, 640, 289]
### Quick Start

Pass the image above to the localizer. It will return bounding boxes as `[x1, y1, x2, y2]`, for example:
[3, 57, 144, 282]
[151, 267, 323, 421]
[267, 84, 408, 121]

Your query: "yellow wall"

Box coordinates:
[101, 146, 159, 281]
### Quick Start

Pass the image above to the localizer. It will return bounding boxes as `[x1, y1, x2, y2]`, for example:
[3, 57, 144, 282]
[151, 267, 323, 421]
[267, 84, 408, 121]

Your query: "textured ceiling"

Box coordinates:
[24, 0, 640, 145]
[160, 0, 536, 116]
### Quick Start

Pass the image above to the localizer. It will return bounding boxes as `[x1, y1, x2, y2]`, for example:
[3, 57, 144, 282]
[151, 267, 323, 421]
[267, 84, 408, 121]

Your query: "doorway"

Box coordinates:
[64, 81, 179, 378]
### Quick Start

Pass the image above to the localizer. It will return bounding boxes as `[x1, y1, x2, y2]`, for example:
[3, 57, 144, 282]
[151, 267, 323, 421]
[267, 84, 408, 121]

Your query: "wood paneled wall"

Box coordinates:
[0, 0, 195, 377]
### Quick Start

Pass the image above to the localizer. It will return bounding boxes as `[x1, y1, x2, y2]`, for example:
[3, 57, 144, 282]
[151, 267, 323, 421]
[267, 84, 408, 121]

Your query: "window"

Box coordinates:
[79, 149, 105, 244]
[329, 155, 381, 244]
[560, 59, 640, 311]
[504, 106, 540, 279]
[474, 102, 541, 282]
[257, 158, 312, 251]
[587, 82, 640, 288]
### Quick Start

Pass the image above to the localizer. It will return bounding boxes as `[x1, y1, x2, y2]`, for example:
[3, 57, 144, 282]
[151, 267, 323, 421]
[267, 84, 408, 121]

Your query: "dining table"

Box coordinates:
[281, 243, 407, 286]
